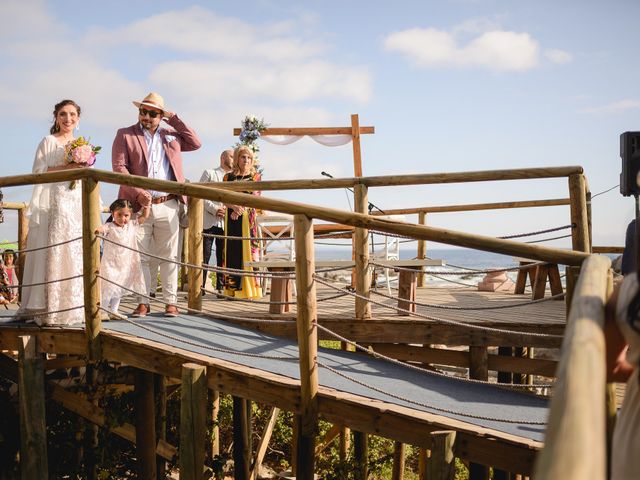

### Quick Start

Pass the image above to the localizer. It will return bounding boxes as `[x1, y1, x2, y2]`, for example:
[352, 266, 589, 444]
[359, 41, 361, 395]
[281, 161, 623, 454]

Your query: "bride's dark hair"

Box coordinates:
[50, 99, 81, 134]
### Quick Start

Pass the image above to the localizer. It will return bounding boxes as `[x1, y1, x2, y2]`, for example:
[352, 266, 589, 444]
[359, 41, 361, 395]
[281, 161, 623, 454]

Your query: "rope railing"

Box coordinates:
[313, 275, 562, 340]
[499, 223, 574, 240]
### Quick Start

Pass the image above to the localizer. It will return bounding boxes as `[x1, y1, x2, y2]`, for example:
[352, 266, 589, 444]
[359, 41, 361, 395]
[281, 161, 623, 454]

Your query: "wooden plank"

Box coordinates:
[233, 396, 251, 480]
[18, 335, 48, 479]
[251, 407, 280, 480]
[246, 258, 443, 268]
[592, 246, 623, 254]
[180, 363, 207, 480]
[417, 212, 427, 288]
[533, 255, 610, 479]
[294, 214, 319, 479]
[233, 126, 375, 136]
[373, 198, 572, 216]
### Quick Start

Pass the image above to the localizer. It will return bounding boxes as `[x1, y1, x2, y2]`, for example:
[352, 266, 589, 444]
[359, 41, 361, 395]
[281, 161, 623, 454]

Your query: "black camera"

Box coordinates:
[621, 131, 640, 196]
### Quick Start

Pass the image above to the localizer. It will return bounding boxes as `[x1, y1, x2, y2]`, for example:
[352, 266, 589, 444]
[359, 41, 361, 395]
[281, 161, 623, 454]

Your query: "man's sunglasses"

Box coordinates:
[139, 108, 162, 119]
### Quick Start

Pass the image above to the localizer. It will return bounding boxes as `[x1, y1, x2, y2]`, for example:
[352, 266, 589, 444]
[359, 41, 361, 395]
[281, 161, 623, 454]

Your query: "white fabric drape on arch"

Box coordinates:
[261, 135, 352, 147]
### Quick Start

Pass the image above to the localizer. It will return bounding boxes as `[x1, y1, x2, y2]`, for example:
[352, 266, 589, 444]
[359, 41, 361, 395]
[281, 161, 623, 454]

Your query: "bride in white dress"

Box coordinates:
[19, 100, 89, 325]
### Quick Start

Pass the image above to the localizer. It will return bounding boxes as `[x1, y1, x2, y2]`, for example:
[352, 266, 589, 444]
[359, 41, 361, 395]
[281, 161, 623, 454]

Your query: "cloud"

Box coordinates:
[580, 99, 640, 115]
[383, 26, 541, 71]
[545, 49, 573, 64]
[85, 6, 326, 62]
[149, 60, 371, 104]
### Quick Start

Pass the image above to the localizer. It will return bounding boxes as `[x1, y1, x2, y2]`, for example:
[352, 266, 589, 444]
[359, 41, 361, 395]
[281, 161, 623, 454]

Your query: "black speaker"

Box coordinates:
[621, 132, 640, 196]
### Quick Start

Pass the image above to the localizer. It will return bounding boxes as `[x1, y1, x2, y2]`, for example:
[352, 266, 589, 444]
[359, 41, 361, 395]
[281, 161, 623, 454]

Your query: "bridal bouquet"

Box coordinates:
[65, 136, 101, 189]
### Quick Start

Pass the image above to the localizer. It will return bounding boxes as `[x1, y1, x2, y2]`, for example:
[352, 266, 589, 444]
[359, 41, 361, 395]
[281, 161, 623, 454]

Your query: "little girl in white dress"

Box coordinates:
[97, 199, 149, 318]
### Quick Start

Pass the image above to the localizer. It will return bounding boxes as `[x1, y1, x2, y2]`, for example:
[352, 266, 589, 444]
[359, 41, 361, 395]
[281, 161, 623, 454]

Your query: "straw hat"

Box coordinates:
[132, 92, 167, 112]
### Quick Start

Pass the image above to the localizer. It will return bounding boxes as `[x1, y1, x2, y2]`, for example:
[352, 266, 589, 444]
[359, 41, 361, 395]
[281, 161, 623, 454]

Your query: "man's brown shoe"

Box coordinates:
[132, 304, 150, 317]
[165, 305, 179, 317]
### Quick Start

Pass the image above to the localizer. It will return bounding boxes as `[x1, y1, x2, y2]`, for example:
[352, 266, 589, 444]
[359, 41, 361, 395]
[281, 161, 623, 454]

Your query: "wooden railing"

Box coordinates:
[533, 254, 612, 479]
[0, 166, 596, 479]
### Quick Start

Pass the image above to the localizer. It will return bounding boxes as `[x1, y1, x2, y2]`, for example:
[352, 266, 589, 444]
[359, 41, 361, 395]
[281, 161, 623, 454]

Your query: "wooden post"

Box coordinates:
[604, 268, 615, 478]
[155, 374, 167, 477]
[18, 335, 48, 480]
[181, 226, 189, 292]
[392, 441, 405, 480]
[426, 431, 456, 480]
[294, 214, 319, 479]
[568, 173, 590, 253]
[17, 206, 28, 286]
[354, 431, 368, 480]
[417, 211, 427, 287]
[351, 113, 363, 177]
[233, 396, 250, 480]
[135, 369, 156, 480]
[210, 390, 221, 458]
[468, 347, 489, 480]
[354, 184, 371, 319]
[180, 363, 207, 480]
[565, 266, 581, 319]
[187, 196, 203, 310]
[82, 177, 102, 361]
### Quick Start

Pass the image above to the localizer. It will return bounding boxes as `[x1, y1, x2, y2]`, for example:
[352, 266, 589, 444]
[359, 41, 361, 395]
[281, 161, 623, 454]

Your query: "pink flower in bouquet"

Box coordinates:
[65, 136, 101, 189]
[69, 144, 95, 165]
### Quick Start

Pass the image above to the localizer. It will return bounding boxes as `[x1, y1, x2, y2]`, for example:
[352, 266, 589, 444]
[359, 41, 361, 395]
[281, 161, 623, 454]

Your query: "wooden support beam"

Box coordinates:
[251, 406, 281, 480]
[17, 206, 28, 286]
[351, 114, 363, 177]
[180, 363, 207, 480]
[155, 374, 168, 478]
[233, 396, 251, 480]
[354, 431, 368, 480]
[18, 335, 48, 480]
[417, 212, 427, 288]
[392, 441, 406, 480]
[294, 214, 319, 479]
[568, 173, 590, 253]
[187, 197, 203, 310]
[354, 184, 371, 319]
[82, 177, 102, 361]
[210, 389, 221, 458]
[135, 369, 156, 480]
[426, 431, 456, 480]
[468, 347, 489, 480]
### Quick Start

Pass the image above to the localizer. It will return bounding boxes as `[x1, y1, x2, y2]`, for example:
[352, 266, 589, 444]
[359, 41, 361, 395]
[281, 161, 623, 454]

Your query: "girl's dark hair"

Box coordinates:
[50, 99, 81, 134]
[109, 199, 133, 213]
[2, 250, 14, 257]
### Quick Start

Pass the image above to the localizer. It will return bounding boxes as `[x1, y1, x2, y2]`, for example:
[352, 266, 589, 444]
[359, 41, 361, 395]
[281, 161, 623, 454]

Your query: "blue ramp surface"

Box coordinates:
[102, 313, 547, 441]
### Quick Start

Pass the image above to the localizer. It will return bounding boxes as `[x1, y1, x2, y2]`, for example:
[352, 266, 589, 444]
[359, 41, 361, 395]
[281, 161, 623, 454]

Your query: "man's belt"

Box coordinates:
[151, 194, 178, 205]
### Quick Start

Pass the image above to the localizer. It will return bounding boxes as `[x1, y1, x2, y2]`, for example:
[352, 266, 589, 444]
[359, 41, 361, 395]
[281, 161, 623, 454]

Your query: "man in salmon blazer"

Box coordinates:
[112, 92, 201, 318]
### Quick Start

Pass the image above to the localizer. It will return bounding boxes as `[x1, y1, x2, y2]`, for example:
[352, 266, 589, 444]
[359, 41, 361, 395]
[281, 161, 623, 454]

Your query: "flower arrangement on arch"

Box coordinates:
[65, 136, 101, 189]
[236, 115, 268, 172]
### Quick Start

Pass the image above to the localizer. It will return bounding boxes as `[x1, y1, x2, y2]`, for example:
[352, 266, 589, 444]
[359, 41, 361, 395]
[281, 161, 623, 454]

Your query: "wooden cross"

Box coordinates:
[233, 114, 375, 177]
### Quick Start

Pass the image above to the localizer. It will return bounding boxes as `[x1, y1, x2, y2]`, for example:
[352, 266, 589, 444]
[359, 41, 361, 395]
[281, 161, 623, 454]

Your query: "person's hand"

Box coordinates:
[163, 110, 175, 120]
[137, 191, 152, 207]
[216, 207, 226, 218]
[95, 225, 105, 234]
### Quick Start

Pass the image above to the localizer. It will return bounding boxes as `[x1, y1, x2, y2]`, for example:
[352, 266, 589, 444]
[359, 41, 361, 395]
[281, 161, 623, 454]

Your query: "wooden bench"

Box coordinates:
[513, 257, 563, 300]
[245, 259, 444, 315]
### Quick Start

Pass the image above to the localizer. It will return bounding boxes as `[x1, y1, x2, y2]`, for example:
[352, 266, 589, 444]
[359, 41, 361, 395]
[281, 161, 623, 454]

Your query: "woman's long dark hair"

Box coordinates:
[50, 99, 81, 134]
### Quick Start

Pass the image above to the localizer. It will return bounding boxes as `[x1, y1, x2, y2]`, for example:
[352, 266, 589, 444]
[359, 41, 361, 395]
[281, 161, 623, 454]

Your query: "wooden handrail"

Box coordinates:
[533, 255, 611, 479]
[371, 198, 571, 216]
[0, 168, 590, 265]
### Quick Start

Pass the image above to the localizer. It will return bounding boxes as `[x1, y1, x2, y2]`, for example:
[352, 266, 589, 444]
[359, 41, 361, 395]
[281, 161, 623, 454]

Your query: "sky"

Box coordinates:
[0, 0, 638, 251]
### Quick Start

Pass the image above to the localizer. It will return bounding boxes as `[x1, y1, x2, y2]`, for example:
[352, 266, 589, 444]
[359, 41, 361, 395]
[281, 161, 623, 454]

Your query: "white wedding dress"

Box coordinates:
[19, 135, 85, 325]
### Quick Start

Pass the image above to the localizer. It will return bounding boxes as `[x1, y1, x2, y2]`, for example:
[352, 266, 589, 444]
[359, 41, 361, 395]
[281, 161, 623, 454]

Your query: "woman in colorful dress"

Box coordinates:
[19, 100, 90, 325]
[222, 146, 262, 299]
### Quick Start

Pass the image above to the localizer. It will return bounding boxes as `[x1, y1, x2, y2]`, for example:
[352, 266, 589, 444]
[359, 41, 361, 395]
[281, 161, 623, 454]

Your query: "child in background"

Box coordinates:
[2, 250, 19, 303]
[0, 258, 11, 306]
[97, 199, 149, 319]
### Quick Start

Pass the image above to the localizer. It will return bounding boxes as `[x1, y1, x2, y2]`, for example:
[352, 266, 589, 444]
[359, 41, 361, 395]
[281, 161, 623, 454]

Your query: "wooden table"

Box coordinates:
[513, 258, 563, 300]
